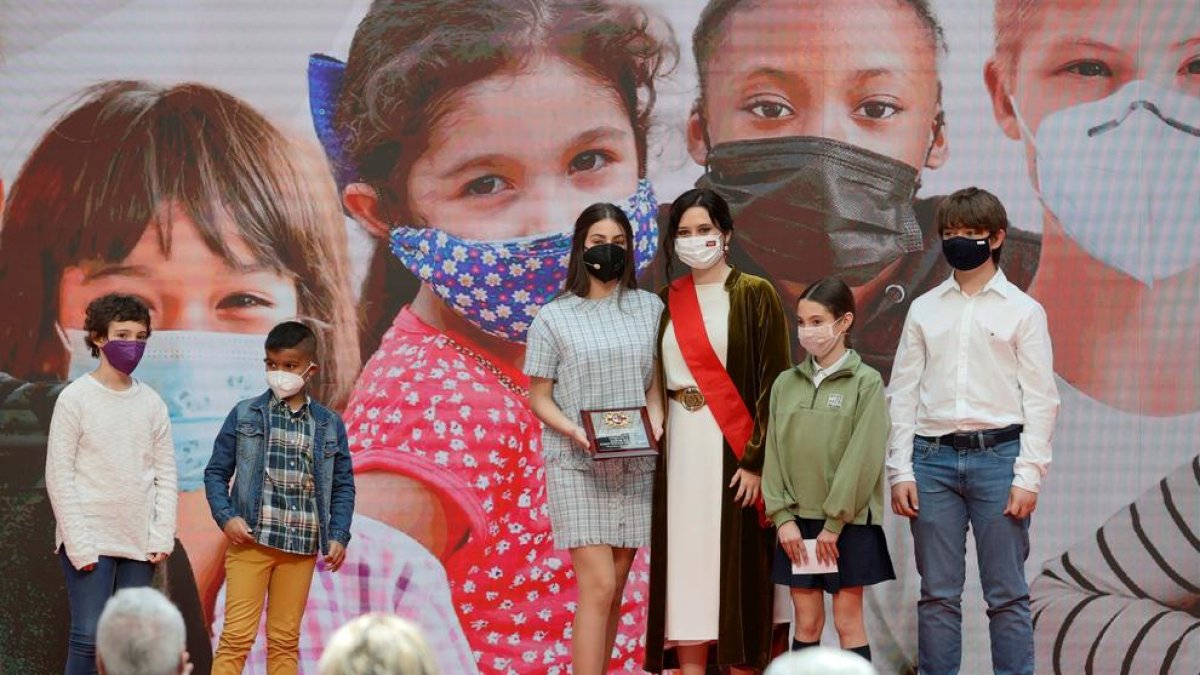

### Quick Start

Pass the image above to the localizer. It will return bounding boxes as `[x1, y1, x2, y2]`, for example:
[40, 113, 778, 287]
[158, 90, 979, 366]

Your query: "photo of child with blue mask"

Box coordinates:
[285, 0, 677, 671]
[984, 1, 1199, 672]
[0, 79, 361, 674]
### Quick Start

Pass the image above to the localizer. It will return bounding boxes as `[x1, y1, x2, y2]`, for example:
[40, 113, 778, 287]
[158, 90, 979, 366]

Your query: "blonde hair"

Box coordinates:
[317, 615, 439, 675]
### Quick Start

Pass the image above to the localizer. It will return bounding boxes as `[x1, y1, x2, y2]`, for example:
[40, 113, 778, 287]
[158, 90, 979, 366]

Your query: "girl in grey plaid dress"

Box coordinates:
[526, 202, 664, 675]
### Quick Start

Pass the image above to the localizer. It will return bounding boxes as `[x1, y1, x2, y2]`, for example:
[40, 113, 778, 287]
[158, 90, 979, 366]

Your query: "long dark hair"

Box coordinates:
[560, 203, 639, 299]
[797, 277, 856, 348]
[662, 187, 734, 281]
[335, 0, 677, 354]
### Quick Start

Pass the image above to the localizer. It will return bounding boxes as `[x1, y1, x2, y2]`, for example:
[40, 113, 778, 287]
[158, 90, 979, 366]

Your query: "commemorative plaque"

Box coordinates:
[579, 407, 659, 459]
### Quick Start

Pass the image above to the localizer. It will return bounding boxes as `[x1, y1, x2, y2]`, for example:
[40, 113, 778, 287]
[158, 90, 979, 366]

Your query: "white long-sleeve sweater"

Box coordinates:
[45, 374, 178, 569]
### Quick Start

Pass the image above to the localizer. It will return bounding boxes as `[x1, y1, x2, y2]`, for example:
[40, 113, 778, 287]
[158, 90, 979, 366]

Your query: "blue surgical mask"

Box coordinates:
[66, 329, 266, 491]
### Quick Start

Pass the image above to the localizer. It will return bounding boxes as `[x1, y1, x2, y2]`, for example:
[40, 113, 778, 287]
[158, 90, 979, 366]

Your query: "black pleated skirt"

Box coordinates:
[771, 517, 895, 593]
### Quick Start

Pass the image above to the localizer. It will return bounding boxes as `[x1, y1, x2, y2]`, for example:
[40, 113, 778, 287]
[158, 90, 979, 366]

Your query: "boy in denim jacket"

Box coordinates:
[204, 321, 355, 675]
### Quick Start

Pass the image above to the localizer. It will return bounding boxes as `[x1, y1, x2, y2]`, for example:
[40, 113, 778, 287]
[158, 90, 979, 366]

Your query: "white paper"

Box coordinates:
[790, 540, 839, 575]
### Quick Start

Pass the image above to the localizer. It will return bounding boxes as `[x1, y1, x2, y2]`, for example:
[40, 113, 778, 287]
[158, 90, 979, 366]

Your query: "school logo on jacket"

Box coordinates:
[826, 393, 844, 410]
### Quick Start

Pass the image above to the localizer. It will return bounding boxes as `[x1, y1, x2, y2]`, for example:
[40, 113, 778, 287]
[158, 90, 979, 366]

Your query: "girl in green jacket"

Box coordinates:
[762, 277, 894, 663]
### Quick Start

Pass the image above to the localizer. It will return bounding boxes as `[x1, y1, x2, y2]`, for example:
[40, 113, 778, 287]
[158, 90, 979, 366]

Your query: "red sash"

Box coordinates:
[668, 275, 754, 460]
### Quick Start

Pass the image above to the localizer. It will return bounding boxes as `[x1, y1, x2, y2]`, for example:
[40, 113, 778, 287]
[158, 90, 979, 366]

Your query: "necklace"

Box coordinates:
[438, 334, 530, 399]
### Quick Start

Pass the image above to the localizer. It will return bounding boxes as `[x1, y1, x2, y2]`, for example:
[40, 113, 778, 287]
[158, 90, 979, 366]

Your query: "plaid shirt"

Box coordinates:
[255, 395, 319, 555]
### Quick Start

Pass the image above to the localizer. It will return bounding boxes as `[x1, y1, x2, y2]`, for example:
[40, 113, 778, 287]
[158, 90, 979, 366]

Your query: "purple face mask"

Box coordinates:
[101, 340, 147, 375]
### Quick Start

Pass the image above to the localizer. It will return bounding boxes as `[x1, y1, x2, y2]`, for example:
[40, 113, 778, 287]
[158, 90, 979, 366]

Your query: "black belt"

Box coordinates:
[917, 424, 1023, 450]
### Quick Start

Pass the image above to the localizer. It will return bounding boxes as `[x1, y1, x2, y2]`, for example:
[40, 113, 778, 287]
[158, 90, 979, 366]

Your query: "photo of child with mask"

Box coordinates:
[887, 187, 1059, 675]
[0, 79, 361, 672]
[525, 203, 665, 675]
[684, 0, 1041, 379]
[280, 0, 678, 672]
[681, 2, 1034, 666]
[205, 320, 355, 675]
[983, 1, 1199, 671]
[46, 293, 177, 675]
[763, 277, 892, 665]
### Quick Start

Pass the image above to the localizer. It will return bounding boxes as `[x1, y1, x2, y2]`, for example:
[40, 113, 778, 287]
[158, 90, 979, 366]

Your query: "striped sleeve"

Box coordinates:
[1030, 455, 1200, 675]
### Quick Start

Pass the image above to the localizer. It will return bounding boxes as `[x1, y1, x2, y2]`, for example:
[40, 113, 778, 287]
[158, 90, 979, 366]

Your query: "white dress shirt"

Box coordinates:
[885, 269, 1060, 491]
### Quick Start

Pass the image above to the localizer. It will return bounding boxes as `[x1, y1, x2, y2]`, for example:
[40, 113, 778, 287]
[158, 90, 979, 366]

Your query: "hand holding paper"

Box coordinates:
[778, 520, 806, 565]
[791, 539, 839, 575]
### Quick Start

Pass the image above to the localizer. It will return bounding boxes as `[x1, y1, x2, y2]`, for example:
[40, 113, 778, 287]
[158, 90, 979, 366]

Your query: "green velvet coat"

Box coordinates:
[645, 269, 793, 672]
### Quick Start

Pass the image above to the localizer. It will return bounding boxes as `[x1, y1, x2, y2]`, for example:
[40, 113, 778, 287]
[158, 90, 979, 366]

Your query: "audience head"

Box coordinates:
[317, 614, 439, 675]
[764, 647, 878, 675]
[96, 588, 187, 675]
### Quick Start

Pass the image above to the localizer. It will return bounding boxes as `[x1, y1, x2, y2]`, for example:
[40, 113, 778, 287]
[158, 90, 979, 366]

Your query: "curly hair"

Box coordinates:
[691, 0, 947, 105]
[83, 294, 152, 358]
[333, 0, 677, 351]
[334, 0, 677, 221]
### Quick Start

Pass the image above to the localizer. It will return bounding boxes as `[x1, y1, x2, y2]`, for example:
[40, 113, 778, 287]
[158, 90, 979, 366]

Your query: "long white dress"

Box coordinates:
[662, 282, 729, 642]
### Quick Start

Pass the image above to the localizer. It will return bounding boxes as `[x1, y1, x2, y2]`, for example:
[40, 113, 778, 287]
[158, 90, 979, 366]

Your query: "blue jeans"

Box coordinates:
[59, 550, 155, 675]
[910, 437, 1033, 675]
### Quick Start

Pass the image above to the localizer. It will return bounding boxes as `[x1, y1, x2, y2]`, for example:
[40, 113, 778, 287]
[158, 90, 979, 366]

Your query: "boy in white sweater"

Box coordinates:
[46, 293, 178, 675]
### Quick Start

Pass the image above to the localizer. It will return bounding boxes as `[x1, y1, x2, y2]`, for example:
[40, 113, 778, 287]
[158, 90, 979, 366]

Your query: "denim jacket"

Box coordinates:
[203, 391, 354, 554]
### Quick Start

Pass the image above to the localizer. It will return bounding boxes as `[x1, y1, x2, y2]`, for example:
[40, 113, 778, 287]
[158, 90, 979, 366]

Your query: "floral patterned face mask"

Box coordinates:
[389, 179, 659, 343]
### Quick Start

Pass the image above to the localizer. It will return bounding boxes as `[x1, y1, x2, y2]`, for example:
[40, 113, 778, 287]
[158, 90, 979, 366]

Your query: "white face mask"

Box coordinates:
[1012, 80, 1200, 286]
[797, 318, 845, 359]
[675, 234, 725, 270]
[267, 364, 313, 400]
[66, 329, 266, 491]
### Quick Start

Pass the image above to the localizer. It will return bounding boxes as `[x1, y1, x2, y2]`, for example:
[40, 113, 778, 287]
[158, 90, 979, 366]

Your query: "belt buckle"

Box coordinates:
[950, 432, 988, 450]
[679, 386, 706, 412]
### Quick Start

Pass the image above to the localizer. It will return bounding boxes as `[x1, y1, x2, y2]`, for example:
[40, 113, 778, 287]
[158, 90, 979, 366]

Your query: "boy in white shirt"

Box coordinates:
[886, 187, 1059, 675]
[46, 293, 177, 675]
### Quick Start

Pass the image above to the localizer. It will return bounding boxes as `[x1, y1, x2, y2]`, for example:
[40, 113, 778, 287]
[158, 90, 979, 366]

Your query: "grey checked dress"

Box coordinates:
[524, 288, 663, 549]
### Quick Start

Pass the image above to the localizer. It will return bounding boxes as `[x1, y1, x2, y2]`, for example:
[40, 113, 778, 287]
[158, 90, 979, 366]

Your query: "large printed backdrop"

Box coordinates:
[1, 1, 1197, 674]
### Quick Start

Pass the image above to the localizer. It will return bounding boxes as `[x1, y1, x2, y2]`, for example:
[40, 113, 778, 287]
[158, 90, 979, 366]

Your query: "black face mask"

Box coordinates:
[696, 136, 925, 286]
[582, 243, 626, 282]
[941, 236, 992, 271]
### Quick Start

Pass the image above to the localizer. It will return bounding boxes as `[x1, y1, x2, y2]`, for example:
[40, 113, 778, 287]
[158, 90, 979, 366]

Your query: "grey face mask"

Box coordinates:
[696, 136, 925, 286]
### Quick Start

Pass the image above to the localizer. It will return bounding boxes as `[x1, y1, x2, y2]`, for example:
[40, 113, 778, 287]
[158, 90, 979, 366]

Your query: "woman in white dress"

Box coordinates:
[645, 188, 792, 673]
